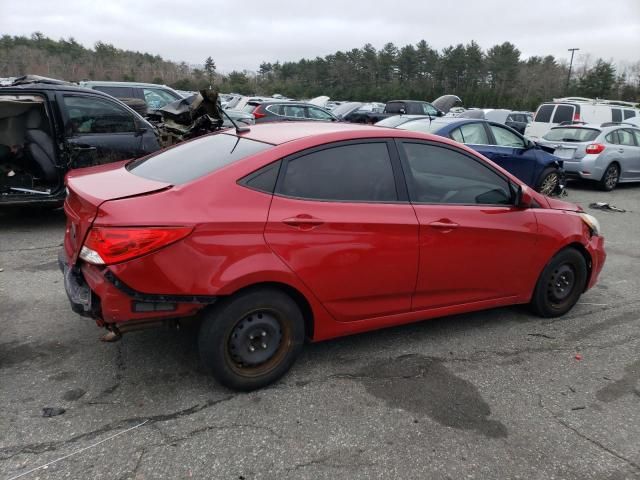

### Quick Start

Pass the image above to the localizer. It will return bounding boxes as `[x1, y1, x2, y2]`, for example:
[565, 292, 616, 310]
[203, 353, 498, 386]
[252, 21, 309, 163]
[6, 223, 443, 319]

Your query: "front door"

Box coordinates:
[59, 93, 143, 168]
[397, 140, 539, 310]
[264, 141, 419, 322]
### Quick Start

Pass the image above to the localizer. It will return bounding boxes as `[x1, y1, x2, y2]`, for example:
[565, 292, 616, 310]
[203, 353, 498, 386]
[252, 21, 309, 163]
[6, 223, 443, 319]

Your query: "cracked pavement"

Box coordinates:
[1, 182, 639, 480]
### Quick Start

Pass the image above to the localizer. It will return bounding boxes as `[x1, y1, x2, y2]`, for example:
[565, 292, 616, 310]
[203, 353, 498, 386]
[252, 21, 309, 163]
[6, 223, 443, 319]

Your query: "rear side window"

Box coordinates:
[277, 143, 397, 202]
[552, 105, 574, 123]
[456, 122, 489, 144]
[283, 105, 306, 118]
[128, 133, 272, 184]
[605, 132, 619, 144]
[612, 109, 622, 122]
[624, 110, 636, 119]
[534, 105, 555, 123]
[240, 161, 281, 193]
[543, 128, 600, 142]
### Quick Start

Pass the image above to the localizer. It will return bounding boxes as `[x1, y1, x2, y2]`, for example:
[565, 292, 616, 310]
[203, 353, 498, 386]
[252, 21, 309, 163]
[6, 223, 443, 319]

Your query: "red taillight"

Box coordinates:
[573, 113, 581, 121]
[585, 143, 605, 154]
[80, 226, 193, 265]
[253, 106, 266, 119]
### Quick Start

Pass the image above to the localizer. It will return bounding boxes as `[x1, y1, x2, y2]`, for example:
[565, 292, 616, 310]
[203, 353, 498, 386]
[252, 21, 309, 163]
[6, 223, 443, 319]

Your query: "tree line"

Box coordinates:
[1, 33, 638, 110]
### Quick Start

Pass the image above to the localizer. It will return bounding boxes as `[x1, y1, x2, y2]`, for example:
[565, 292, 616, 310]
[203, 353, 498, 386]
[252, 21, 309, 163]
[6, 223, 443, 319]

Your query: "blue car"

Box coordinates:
[396, 118, 565, 196]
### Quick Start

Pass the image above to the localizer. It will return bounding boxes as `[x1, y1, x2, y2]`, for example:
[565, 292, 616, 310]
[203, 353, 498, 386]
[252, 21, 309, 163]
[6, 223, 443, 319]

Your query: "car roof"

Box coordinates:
[0, 81, 121, 95]
[80, 80, 176, 89]
[236, 121, 457, 146]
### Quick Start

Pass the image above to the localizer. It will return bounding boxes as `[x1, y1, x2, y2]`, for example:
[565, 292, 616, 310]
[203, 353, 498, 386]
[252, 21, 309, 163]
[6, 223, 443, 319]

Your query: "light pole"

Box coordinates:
[567, 48, 580, 93]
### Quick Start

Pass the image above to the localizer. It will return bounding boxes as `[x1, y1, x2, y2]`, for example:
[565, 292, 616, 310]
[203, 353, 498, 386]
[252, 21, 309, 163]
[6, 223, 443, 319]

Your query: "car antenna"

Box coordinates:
[221, 107, 250, 133]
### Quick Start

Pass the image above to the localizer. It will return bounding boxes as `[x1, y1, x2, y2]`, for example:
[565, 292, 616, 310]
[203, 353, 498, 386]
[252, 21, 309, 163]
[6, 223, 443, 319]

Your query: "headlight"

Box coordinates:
[579, 213, 601, 236]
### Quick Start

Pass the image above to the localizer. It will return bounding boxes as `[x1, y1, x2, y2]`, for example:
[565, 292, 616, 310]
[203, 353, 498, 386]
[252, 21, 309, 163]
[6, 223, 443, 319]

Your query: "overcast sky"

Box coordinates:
[4, 0, 640, 72]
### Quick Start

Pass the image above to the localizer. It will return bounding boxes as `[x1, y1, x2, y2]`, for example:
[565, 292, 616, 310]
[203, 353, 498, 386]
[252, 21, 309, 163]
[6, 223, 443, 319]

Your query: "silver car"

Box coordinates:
[538, 123, 640, 191]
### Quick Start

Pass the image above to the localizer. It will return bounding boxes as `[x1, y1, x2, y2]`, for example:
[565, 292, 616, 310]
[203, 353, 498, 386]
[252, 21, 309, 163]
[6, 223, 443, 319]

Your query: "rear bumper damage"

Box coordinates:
[59, 250, 213, 333]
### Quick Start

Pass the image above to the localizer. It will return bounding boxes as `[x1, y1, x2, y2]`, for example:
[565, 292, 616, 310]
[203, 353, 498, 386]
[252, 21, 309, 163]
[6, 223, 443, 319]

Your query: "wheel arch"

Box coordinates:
[222, 281, 315, 340]
[559, 242, 593, 292]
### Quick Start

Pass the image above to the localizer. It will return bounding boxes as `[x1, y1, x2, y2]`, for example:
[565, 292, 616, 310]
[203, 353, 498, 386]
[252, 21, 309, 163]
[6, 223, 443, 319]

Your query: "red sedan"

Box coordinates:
[60, 122, 606, 390]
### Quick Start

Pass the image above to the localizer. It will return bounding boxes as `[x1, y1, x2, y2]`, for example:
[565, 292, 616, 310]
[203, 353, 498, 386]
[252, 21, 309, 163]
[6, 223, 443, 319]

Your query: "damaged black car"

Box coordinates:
[0, 76, 160, 208]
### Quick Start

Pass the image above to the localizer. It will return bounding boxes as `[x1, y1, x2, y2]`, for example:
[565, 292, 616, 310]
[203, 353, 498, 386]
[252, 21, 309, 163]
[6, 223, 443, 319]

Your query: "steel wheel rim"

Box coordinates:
[605, 166, 619, 189]
[540, 173, 559, 196]
[547, 264, 576, 304]
[225, 308, 291, 377]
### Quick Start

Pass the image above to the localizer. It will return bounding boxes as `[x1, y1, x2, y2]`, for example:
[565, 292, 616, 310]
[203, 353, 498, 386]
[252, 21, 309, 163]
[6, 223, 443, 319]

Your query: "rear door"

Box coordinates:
[264, 140, 419, 322]
[617, 128, 640, 180]
[397, 140, 538, 310]
[59, 93, 144, 167]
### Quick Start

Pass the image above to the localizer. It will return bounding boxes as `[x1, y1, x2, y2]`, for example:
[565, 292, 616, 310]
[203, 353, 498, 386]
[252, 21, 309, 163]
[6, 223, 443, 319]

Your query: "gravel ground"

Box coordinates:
[1, 181, 639, 480]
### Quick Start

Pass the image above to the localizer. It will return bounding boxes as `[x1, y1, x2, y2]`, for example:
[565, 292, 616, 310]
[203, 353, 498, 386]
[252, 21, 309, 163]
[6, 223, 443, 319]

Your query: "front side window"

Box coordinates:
[277, 143, 397, 202]
[143, 88, 179, 109]
[552, 105, 574, 124]
[623, 110, 636, 120]
[490, 125, 525, 147]
[455, 122, 489, 144]
[401, 142, 512, 205]
[63, 95, 135, 134]
[306, 107, 333, 120]
[422, 103, 439, 116]
[534, 104, 555, 123]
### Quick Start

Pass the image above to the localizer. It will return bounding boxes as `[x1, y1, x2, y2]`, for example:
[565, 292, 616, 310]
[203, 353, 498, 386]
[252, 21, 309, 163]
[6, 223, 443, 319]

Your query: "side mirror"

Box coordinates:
[516, 184, 533, 208]
[436, 110, 444, 117]
[399, 108, 406, 114]
[525, 139, 536, 149]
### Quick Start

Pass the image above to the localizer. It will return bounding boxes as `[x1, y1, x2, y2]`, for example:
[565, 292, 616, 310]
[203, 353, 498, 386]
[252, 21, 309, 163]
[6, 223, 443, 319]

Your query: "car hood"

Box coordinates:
[545, 196, 582, 212]
[431, 95, 462, 114]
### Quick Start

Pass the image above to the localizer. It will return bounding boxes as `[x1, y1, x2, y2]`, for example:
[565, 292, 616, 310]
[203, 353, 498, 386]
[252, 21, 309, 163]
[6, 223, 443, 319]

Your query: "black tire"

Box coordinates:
[198, 288, 305, 391]
[599, 163, 620, 191]
[536, 167, 561, 196]
[530, 248, 588, 318]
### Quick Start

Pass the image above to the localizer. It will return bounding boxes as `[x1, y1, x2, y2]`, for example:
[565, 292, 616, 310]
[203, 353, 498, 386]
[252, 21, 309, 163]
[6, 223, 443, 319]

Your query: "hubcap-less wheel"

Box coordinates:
[604, 165, 619, 190]
[547, 264, 575, 303]
[229, 311, 282, 367]
[539, 173, 559, 196]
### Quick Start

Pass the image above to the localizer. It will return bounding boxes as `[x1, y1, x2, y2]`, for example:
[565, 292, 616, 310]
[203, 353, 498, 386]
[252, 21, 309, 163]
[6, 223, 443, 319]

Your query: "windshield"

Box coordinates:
[543, 127, 600, 142]
[127, 133, 272, 184]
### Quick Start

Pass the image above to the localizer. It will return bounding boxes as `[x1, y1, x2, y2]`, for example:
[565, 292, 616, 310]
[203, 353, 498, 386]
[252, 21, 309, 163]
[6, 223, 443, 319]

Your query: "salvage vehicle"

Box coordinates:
[60, 122, 605, 391]
[0, 76, 160, 208]
[537, 123, 640, 191]
[79, 81, 184, 113]
[525, 97, 640, 139]
[398, 117, 565, 196]
[348, 95, 461, 124]
[246, 101, 338, 123]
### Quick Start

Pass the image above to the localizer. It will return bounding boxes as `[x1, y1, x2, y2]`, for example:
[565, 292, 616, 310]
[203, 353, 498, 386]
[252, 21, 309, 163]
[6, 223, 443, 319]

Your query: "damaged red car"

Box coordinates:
[60, 122, 606, 390]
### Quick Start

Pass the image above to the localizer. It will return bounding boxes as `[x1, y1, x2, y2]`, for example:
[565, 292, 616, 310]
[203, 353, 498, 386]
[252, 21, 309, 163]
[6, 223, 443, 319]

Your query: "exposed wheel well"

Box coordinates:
[224, 282, 314, 340]
[562, 243, 593, 291]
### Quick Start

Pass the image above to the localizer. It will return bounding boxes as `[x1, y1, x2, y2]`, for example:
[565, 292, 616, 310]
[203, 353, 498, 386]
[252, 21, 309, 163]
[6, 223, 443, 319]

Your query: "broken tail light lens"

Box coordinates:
[585, 143, 605, 154]
[80, 226, 193, 265]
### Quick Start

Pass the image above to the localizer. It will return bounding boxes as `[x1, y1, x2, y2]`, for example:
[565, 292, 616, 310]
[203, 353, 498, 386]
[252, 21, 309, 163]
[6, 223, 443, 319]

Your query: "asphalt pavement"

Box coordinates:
[1, 182, 639, 480]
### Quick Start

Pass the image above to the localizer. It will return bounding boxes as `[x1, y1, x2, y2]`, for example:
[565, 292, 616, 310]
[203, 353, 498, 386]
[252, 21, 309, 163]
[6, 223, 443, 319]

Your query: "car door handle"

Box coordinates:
[72, 145, 97, 152]
[618, 149, 625, 153]
[428, 220, 459, 229]
[282, 215, 324, 230]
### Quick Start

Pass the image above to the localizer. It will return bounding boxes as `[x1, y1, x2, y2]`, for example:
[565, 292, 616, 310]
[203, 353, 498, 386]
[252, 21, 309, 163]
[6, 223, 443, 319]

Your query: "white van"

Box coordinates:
[525, 97, 639, 139]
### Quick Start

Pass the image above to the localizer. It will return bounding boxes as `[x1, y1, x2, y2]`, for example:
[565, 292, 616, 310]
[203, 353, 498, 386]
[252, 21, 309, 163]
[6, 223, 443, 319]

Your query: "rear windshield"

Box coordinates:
[543, 127, 600, 142]
[534, 104, 555, 123]
[398, 119, 441, 133]
[127, 133, 272, 184]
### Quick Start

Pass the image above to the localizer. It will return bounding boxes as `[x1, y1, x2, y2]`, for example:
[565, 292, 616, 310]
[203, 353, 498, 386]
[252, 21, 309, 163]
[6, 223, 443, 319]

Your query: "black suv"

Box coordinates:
[244, 101, 338, 123]
[0, 77, 160, 208]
